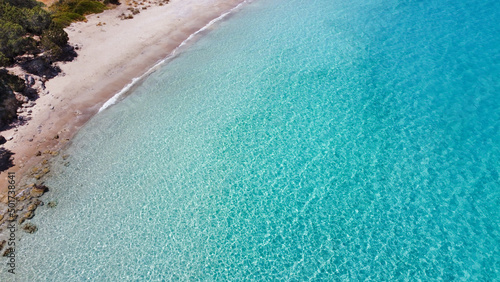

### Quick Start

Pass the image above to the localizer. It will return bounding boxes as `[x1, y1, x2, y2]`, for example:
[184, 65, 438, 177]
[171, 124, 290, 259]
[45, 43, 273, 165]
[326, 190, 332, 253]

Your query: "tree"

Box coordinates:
[41, 24, 68, 59]
[3, 0, 40, 9]
[0, 20, 29, 65]
[24, 6, 52, 35]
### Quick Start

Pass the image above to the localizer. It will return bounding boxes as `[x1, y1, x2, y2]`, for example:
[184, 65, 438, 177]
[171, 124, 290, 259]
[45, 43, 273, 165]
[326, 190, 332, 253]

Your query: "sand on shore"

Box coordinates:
[0, 0, 246, 204]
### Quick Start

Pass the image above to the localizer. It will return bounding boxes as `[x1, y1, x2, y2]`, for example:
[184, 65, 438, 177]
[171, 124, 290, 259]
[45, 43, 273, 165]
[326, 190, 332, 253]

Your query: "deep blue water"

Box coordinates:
[4, 0, 499, 280]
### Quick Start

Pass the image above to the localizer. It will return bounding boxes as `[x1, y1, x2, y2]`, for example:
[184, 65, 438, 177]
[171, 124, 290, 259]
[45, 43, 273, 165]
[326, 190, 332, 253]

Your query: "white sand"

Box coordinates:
[0, 0, 246, 202]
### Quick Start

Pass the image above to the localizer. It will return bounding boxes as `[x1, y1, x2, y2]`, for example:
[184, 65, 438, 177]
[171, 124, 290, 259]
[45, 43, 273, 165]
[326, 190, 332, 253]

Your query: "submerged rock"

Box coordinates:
[30, 184, 49, 198]
[18, 211, 35, 224]
[2, 247, 14, 257]
[7, 214, 17, 222]
[16, 193, 27, 202]
[22, 223, 38, 234]
[25, 211, 34, 219]
[33, 199, 43, 206]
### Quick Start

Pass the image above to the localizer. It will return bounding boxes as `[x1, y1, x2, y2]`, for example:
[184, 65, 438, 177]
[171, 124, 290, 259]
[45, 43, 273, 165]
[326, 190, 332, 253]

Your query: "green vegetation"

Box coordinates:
[51, 0, 119, 27]
[0, 69, 23, 128]
[0, 0, 68, 66]
[0, 0, 118, 128]
[0, 0, 117, 66]
[51, 11, 84, 27]
[0, 0, 70, 127]
[51, 0, 106, 27]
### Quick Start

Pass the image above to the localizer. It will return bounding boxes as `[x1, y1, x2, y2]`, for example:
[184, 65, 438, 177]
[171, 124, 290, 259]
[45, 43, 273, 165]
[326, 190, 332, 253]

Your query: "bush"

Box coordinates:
[24, 6, 52, 35]
[0, 69, 25, 92]
[4, 0, 41, 9]
[50, 0, 108, 27]
[0, 2, 50, 34]
[73, 0, 105, 15]
[0, 0, 65, 64]
[0, 20, 29, 60]
[0, 53, 9, 67]
[52, 11, 85, 27]
[0, 3, 26, 30]
[42, 24, 68, 47]
[0, 70, 23, 128]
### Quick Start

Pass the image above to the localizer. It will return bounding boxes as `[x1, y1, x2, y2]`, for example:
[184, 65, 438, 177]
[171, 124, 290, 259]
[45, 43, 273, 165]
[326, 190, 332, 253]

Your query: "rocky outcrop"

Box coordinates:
[2, 247, 13, 257]
[18, 211, 34, 225]
[20, 58, 61, 79]
[0, 147, 14, 172]
[30, 184, 49, 198]
[22, 223, 37, 234]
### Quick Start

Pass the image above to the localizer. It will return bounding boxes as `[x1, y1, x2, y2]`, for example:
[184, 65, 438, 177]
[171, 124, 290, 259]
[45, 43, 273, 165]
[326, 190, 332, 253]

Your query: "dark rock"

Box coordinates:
[23, 86, 39, 100]
[27, 203, 38, 211]
[58, 45, 78, 62]
[15, 93, 28, 103]
[0, 136, 6, 144]
[24, 74, 35, 87]
[33, 199, 43, 206]
[0, 240, 5, 252]
[18, 211, 34, 224]
[20, 58, 61, 79]
[7, 214, 17, 221]
[25, 101, 36, 108]
[0, 148, 14, 172]
[2, 247, 14, 257]
[22, 223, 38, 234]
[30, 184, 49, 197]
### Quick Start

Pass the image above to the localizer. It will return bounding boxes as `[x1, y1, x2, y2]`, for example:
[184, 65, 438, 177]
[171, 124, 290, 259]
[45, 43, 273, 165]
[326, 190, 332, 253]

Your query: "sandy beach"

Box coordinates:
[0, 0, 245, 211]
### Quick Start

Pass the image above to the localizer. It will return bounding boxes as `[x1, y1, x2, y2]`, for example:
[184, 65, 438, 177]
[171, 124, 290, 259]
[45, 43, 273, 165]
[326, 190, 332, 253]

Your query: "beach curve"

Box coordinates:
[0, 0, 249, 234]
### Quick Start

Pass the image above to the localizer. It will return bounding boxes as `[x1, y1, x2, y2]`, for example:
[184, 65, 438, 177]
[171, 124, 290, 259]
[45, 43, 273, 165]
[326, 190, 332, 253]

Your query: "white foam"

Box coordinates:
[98, 0, 248, 113]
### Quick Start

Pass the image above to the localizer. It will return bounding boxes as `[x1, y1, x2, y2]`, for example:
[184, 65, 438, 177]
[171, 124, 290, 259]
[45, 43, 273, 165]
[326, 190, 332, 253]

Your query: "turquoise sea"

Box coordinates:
[5, 0, 500, 280]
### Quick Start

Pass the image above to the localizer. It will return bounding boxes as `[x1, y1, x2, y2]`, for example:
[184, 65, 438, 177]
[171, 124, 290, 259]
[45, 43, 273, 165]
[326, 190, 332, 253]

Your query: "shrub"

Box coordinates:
[0, 70, 23, 128]
[50, 0, 108, 27]
[52, 11, 85, 27]
[0, 20, 29, 60]
[0, 69, 24, 92]
[0, 53, 9, 67]
[0, 3, 26, 30]
[42, 24, 68, 47]
[24, 6, 52, 35]
[73, 0, 106, 15]
[4, 0, 41, 9]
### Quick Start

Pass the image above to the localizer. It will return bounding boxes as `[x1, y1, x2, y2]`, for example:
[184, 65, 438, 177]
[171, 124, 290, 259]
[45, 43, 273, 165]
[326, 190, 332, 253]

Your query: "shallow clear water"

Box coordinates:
[5, 0, 500, 280]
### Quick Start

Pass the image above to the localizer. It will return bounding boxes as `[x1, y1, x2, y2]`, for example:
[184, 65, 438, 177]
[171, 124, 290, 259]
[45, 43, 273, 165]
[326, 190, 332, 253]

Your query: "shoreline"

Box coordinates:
[0, 0, 248, 241]
[99, 0, 247, 113]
